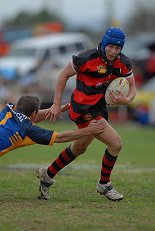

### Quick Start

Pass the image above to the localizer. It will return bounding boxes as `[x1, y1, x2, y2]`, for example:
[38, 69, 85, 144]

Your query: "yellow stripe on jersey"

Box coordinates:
[13, 132, 22, 142]
[13, 133, 19, 141]
[15, 136, 35, 148]
[11, 136, 16, 143]
[49, 131, 58, 146]
[8, 133, 22, 146]
[9, 137, 14, 145]
[0, 136, 36, 157]
[0, 112, 12, 125]
[15, 132, 22, 140]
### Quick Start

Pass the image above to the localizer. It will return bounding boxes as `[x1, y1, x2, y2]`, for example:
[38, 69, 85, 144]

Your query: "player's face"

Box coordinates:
[105, 44, 121, 61]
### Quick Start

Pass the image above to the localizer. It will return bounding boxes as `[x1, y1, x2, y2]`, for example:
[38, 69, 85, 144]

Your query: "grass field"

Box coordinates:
[0, 121, 155, 231]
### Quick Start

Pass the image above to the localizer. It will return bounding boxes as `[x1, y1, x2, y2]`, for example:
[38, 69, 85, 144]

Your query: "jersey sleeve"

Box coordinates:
[72, 54, 82, 72]
[27, 124, 57, 146]
[72, 50, 89, 73]
[120, 55, 133, 78]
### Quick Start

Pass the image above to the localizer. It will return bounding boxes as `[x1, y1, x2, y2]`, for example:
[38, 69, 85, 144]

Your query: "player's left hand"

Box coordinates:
[107, 90, 129, 105]
[45, 103, 70, 123]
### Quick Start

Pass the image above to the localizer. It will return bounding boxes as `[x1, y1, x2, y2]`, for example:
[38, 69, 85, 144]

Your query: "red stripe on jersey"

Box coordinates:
[73, 56, 102, 74]
[69, 104, 83, 121]
[77, 73, 111, 86]
[121, 62, 130, 75]
[73, 89, 103, 105]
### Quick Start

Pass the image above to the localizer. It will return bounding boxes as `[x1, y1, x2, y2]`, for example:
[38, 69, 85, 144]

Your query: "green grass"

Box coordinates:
[0, 122, 155, 231]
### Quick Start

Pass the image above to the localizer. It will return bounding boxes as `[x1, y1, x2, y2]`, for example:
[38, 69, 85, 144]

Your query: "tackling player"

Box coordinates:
[0, 95, 106, 157]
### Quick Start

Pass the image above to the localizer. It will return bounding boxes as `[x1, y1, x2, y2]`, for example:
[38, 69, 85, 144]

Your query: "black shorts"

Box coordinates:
[69, 98, 108, 127]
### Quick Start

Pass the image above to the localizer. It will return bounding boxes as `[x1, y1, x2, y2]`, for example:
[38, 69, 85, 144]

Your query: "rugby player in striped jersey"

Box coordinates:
[39, 27, 136, 201]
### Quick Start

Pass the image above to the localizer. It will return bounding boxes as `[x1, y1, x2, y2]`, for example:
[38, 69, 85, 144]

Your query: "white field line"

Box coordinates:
[71, 164, 155, 173]
[0, 163, 155, 173]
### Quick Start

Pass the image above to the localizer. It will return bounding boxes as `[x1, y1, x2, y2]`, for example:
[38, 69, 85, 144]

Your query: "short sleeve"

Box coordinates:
[27, 124, 57, 146]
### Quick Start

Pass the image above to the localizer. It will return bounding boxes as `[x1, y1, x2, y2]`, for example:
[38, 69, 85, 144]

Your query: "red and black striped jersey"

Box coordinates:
[69, 45, 133, 122]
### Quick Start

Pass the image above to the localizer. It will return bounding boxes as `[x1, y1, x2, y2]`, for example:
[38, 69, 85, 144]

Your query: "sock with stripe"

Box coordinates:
[99, 149, 118, 185]
[47, 146, 76, 178]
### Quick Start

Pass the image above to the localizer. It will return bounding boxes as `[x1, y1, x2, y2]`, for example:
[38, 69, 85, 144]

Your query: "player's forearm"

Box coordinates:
[55, 127, 92, 143]
[126, 76, 136, 103]
[34, 109, 49, 123]
[126, 85, 136, 103]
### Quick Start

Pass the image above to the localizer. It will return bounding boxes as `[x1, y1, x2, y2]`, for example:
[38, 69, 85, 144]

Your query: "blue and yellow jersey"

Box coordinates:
[0, 103, 57, 157]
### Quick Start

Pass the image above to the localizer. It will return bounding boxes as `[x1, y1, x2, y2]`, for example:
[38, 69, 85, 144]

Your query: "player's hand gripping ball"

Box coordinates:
[105, 77, 129, 107]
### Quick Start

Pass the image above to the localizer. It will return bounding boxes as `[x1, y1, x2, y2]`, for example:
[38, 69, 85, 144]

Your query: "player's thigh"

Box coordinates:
[71, 135, 94, 156]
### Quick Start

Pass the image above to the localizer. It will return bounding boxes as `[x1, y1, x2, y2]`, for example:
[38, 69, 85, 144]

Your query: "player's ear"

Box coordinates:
[30, 111, 37, 121]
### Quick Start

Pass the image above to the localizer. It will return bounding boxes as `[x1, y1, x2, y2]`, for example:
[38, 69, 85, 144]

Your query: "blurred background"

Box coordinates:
[1, 0, 155, 125]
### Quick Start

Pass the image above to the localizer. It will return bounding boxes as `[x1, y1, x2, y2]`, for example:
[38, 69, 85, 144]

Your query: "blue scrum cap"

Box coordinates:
[101, 27, 125, 50]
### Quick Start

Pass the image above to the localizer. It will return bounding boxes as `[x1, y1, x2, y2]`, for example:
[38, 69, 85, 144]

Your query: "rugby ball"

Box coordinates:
[105, 77, 129, 107]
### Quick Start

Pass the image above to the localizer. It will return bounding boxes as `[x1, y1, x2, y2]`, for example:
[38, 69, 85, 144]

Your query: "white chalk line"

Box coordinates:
[0, 163, 155, 173]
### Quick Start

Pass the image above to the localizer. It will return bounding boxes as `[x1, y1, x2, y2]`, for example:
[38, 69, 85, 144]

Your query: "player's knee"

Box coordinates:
[115, 137, 122, 152]
[71, 146, 87, 156]
[110, 136, 122, 154]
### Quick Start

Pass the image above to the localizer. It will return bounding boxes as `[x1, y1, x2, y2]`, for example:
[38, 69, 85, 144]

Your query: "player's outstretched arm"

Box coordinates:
[55, 120, 107, 143]
[34, 103, 70, 123]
